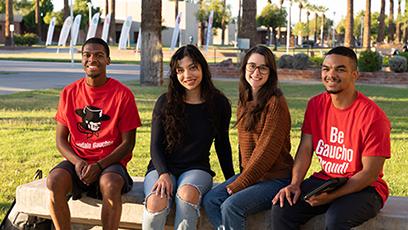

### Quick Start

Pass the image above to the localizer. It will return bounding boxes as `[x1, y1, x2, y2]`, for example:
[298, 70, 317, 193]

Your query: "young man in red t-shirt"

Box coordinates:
[271, 46, 391, 229]
[47, 37, 141, 229]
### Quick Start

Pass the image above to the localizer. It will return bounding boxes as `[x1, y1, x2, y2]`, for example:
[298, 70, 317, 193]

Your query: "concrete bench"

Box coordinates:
[7, 177, 408, 229]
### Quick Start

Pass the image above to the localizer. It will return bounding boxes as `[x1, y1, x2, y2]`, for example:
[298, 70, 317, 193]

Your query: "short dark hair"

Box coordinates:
[82, 37, 110, 58]
[326, 46, 357, 70]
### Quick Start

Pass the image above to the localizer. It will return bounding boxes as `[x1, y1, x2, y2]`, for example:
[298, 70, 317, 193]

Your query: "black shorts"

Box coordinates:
[51, 160, 133, 200]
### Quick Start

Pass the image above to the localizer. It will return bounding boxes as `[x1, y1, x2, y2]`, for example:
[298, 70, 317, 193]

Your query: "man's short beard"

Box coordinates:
[326, 89, 343, 94]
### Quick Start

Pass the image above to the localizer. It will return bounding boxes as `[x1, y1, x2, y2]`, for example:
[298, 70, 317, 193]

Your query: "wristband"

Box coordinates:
[96, 161, 103, 171]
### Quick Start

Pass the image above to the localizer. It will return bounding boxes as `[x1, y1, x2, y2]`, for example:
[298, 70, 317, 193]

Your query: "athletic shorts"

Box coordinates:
[50, 160, 133, 200]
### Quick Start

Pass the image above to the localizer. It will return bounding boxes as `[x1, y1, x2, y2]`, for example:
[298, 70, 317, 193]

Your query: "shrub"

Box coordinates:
[277, 54, 294, 69]
[398, 52, 408, 70]
[358, 50, 382, 72]
[293, 53, 310, 69]
[309, 56, 324, 67]
[14, 33, 39, 46]
[389, 56, 407, 73]
[382, 55, 390, 67]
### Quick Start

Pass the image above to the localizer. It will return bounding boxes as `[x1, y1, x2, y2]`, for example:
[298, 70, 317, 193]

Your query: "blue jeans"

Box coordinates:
[203, 174, 290, 230]
[143, 169, 213, 230]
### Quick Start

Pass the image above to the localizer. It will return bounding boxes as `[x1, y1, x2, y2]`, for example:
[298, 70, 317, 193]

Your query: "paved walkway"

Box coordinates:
[0, 60, 143, 94]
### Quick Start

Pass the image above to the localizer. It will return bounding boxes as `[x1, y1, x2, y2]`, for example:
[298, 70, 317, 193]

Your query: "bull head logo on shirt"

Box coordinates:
[75, 106, 110, 138]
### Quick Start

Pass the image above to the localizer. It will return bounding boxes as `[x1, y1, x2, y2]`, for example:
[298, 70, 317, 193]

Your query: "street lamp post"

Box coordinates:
[10, 24, 15, 47]
[332, 12, 336, 47]
[87, 2, 92, 28]
[69, 0, 74, 64]
[286, 0, 292, 54]
[360, 16, 364, 47]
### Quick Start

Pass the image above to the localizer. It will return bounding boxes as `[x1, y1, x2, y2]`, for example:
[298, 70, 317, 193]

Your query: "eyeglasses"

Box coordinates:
[245, 63, 270, 74]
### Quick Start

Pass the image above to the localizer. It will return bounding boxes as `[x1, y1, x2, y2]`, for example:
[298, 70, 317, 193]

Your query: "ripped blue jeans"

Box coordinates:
[143, 169, 213, 230]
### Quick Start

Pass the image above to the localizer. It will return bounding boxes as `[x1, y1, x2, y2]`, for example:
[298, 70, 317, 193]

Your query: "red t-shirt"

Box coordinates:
[302, 92, 391, 204]
[55, 78, 141, 167]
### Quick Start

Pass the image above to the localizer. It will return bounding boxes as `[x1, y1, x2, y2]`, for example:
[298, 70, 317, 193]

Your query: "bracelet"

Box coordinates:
[96, 161, 103, 171]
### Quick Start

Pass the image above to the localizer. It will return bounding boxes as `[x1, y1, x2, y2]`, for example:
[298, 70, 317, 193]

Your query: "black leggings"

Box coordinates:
[271, 176, 383, 230]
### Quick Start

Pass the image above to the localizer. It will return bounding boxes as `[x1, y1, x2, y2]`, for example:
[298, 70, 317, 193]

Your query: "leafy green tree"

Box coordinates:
[73, 0, 100, 30]
[256, 3, 286, 49]
[293, 22, 309, 37]
[22, 0, 53, 33]
[43, 11, 64, 26]
[1, 0, 31, 14]
[196, 0, 232, 45]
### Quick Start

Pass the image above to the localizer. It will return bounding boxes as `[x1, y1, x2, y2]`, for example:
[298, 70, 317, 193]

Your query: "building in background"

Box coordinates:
[0, 14, 22, 44]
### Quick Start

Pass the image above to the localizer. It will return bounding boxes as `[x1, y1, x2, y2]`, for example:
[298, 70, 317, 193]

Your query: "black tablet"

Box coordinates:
[303, 177, 348, 201]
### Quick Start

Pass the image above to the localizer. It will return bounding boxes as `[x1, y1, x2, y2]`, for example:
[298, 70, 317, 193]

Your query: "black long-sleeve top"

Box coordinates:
[146, 93, 235, 180]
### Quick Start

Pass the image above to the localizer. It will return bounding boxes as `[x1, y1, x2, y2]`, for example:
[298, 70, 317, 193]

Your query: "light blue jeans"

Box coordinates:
[142, 169, 213, 230]
[203, 174, 290, 230]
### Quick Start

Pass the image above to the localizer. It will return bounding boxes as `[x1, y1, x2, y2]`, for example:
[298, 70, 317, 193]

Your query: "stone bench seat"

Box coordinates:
[8, 177, 408, 229]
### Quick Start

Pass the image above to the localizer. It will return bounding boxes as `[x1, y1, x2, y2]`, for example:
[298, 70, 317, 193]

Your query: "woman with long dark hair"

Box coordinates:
[203, 45, 294, 230]
[142, 45, 234, 230]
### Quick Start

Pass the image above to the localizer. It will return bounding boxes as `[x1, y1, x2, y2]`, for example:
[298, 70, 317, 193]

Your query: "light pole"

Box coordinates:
[286, 0, 292, 54]
[69, 0, 74, 64]
[360, 16, 364, 47]
[332, 12, 336, 47]
[87, 2, 93, 28]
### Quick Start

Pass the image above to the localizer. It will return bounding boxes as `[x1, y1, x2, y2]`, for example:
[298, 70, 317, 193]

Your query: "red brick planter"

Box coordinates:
[209, 64, 408, 85]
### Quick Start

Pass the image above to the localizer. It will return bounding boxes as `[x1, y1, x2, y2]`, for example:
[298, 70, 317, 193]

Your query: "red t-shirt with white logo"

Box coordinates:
[55, 78, 141, 167]
[302, 91, 391, 204]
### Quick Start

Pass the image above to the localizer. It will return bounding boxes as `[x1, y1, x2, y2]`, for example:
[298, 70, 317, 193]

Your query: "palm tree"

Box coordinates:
[313, 5, 327, 47]
[221, 0, 226, 45]
[294, 0, 306, 45]
[5, 0, 13, 46]
[377, 0, 386, 43]
[396, 0, 401, 42]
[141, 0, 163, 86]
[198, 0, 205, 46]
[363, 0, 371, 49]
[35, 0, 42, 41]
[109, 0, 116, 44]
[312, 5, 319, 44]
[104, 0, 109, 15]
[239, 0, 257, 47]
[277, 0, 284, 45]
[344, 0, 354, 47]
[63, 0, 69, 19]
[388, 0, 395, 42]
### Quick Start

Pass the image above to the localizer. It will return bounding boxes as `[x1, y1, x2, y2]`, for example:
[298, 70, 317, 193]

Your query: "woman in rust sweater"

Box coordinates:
[203, 45, 294, 230]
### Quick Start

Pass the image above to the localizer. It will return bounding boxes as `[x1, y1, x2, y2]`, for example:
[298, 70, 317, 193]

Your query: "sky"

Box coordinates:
[52, 0, 405, 26]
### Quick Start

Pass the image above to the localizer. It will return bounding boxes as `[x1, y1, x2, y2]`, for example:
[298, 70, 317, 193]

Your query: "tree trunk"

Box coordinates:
[344, 0, 354, 47]
[109, 0, 116, 44]
[5, 0, 13, 46]
[35, 0, 42, 41]
[198, 0, 205, 47]
[396, 0, 401, 43]
[141, 0, 163, 86]
[306, 11, 310, 41]
[221, 0, 226, 45]
[105, 0, 109, 15]
[377, 0, 386, 43]
[363, 0, 371, 49]
[64, 0, 69, 19]
[238, 0, 257, 47]
[320, 14, 325, 47]
[277, 0, 284, 44]
[388, 0, 395, 42]
[314, 12, 318, 44]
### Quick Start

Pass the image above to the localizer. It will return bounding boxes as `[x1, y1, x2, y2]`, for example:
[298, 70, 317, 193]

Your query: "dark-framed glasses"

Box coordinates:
[245, 63, 269, 74]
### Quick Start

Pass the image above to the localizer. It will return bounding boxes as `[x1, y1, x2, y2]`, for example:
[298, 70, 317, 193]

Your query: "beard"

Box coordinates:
[324, 76, 342, 94]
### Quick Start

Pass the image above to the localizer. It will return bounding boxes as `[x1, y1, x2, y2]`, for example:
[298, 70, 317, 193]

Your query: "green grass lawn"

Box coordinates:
[0, 80, 407, 221]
